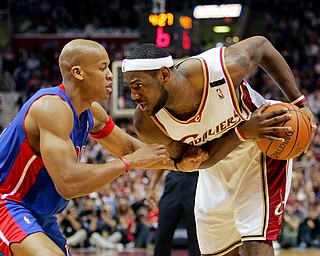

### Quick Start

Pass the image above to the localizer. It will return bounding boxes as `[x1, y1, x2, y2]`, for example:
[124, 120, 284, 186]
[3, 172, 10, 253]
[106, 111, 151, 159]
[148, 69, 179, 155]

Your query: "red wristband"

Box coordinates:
[291, 95, 307, 107]
[119, 156, 130, 173]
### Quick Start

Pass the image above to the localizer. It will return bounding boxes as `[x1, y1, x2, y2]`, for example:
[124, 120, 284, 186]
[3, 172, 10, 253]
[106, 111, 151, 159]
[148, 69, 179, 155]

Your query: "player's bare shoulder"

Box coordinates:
[224, 36, 267, 77]
[25, 95, 73, 154]
[26, 95, 73, 133]
[176, 58, 203, 78]
[225, 46, 250, 74]
[31, 95, 72, 119]
[224, 39, 258, 86]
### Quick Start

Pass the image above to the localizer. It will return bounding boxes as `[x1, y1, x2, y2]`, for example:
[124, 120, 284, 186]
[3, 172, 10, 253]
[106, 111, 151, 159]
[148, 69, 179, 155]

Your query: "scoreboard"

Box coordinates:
[139, 13, 193, 52]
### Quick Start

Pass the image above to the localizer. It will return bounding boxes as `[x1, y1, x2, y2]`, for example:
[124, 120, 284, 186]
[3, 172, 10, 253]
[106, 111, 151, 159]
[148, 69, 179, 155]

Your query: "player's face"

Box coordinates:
[82, 49, 113, 101]
[124, 71, 168, 115]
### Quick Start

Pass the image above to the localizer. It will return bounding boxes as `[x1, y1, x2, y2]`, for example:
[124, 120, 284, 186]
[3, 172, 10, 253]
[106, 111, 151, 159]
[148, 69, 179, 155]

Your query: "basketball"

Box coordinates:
[256, 102, 311, 160]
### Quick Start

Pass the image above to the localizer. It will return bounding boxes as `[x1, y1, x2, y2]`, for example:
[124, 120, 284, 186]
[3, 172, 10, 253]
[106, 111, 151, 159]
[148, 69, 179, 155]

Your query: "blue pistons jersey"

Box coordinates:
[0, 84, 94, 220]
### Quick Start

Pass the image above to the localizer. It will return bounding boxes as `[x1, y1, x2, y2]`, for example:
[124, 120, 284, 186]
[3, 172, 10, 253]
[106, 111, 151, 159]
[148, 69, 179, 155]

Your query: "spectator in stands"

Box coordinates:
[0, 99, 5, 132]
[57, 204, 87, 248]
[298, 205, 320, 248]
[115, 197, 136, 249]
[279, 204, 301, 248]
[308, 88, 320, 120]
[133, 205, 153, 248]
[89, 202, 122, 250]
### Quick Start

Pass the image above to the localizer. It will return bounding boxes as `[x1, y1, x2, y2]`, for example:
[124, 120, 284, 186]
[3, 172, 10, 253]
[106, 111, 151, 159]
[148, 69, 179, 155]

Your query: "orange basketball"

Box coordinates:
[256, 102, 311, 160]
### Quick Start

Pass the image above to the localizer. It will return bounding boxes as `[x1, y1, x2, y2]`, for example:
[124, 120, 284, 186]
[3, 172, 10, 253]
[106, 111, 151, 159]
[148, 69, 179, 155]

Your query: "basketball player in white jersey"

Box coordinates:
[121, 36, 316, 256]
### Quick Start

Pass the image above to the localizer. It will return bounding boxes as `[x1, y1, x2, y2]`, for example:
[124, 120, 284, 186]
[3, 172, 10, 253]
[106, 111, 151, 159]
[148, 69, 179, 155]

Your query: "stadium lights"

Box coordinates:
[193, 4, 242, 19]
[213, 26, 231, 33]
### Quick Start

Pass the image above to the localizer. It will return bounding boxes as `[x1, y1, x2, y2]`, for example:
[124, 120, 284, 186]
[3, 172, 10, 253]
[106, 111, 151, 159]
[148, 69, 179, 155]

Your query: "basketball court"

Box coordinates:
[71, 247, 320, 256]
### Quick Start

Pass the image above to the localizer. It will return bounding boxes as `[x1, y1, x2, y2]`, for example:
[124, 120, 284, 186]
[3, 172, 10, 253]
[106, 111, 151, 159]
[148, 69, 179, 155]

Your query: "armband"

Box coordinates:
[89, 115, 115, 139]
[235, 125, 247, 142]
[291, 95, 307, 107]
[119, 156, 131, 173]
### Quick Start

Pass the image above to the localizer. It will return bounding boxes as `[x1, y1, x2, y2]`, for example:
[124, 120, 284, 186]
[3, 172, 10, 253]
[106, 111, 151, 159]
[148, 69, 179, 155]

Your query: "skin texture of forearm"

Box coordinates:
[199, 130, 241, 169]
[258, 39, 301, 101]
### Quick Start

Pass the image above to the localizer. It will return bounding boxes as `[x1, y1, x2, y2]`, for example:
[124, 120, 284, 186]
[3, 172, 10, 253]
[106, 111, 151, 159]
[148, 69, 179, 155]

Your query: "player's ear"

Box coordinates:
[71, 66, 84, 80]
[159, 66, 170, 81]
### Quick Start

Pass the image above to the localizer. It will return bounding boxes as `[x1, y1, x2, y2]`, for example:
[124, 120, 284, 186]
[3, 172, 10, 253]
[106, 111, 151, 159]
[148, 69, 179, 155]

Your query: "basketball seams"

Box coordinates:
[282, 109, 299, 159]
[299, 110, 312, 147]
[257, 102, 311, 160]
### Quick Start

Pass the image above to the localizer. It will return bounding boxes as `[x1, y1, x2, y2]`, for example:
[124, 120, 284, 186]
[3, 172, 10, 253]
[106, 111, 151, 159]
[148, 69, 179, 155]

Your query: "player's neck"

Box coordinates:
[63, 81, 92, 117]
[165, 71, 203, 121]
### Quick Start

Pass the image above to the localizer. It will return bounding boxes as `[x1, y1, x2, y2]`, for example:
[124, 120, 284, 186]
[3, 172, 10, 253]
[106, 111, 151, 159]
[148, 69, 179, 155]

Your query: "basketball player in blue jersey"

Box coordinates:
[0, 39, 212, 256]
[122, 36, 317, 256]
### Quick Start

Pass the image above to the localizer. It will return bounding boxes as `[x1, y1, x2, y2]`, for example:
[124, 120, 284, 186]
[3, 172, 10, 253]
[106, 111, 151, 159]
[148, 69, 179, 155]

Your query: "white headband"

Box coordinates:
[121, 56, 174, 72]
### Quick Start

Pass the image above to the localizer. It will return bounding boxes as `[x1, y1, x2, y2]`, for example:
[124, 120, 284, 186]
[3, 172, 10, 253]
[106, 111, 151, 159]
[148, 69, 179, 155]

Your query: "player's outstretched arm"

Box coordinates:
[90, 102, 175, 169]
[27, 97, 169, 199]
[226, 36, 317, 140]
[226, 36, 299, 98]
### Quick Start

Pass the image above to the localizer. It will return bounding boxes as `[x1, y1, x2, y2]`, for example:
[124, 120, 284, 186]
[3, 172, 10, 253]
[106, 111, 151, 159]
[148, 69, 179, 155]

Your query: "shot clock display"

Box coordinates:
[139, 12, 193, 51]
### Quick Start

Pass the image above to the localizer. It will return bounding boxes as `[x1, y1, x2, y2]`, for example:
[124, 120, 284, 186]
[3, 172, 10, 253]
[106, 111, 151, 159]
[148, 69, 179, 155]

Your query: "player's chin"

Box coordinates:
[101, 91, 111, 100]
[94, 94, 109, 102]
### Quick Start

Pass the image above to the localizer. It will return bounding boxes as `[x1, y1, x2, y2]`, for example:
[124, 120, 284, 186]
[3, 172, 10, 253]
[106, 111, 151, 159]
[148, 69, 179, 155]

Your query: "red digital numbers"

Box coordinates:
[156, 27, 171, 48]
[145, 13, 192, 50]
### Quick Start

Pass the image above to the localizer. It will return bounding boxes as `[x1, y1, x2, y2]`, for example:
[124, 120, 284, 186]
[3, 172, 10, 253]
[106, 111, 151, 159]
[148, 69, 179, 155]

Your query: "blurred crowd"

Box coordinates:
[259, 0, 320, 249]
[0, 0, 319, 251]
[9, 0, 208, 34]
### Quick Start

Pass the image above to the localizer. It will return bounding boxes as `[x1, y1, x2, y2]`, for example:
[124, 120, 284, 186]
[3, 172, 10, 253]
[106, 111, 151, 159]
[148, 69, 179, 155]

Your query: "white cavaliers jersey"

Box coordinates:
[150, 47, 293, 255]
[151, 47, 266, 145]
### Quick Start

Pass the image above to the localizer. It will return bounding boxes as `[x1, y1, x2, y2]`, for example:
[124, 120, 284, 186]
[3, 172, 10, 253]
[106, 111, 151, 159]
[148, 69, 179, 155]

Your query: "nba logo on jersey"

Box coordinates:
[24, 216, 31, 224]
[216, 88, 224, 99]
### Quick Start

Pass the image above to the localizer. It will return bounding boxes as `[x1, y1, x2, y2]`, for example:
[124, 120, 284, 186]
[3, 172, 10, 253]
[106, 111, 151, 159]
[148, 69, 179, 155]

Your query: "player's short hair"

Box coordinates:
[127, 44, 170, 59]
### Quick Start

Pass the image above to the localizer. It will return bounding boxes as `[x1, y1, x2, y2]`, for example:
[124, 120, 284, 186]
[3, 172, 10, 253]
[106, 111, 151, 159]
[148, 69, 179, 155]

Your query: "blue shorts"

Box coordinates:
[0, 200, 71, 255]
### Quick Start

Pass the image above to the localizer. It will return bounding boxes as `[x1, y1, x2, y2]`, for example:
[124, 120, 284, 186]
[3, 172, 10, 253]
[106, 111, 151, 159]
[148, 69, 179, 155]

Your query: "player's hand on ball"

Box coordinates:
[240, 102, 292, 141]
[252, 102, 313, 160]
[299, 104, 317, 152]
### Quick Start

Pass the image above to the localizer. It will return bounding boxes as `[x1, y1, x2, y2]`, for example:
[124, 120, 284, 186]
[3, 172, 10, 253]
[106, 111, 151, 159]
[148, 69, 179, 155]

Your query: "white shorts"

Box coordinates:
[195, 140, 292, 255]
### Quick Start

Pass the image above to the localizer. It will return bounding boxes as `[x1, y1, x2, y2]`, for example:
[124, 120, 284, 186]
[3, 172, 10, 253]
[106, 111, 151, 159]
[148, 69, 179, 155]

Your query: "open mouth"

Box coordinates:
[138, 103, 147, 111]
[106, 85, 112, 93]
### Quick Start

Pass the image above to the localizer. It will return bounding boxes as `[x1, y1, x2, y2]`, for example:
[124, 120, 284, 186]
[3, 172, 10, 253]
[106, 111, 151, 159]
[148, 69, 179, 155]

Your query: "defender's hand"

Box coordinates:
[125, 144, 170, 168]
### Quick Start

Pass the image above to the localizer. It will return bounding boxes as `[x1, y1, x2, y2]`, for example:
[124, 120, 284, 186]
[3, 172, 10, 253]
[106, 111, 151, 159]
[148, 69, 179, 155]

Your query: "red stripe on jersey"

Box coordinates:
[240, 83, 258, 112]
[0, 140, 44, 202]
[58, 84, 66, 92]
[265, 157, 289, 240]
[0, 201, 27, 255]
